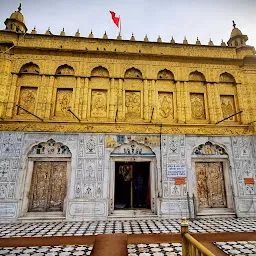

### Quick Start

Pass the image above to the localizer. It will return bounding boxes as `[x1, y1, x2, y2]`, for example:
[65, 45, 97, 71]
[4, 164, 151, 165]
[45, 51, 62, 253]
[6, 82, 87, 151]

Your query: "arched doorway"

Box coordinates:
[20, 139, 71, 218]
[109, 141, 157, 217]
[192, 141, 235, 216]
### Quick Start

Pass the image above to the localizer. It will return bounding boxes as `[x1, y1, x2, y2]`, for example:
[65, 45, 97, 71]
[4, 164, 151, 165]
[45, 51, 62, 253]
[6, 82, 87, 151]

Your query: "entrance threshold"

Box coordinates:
[18, 212, 66, 222]
[196, 208, 236, 218]
[109, 209, 158, 220]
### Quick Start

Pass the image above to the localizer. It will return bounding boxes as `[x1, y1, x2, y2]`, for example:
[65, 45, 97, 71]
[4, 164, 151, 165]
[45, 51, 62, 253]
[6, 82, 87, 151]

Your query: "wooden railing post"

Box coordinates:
[181, 217, 189, 256]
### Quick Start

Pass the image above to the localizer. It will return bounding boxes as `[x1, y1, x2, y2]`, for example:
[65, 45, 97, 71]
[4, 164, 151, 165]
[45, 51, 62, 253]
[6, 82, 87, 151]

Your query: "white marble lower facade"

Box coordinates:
[0, 132, 255, 222]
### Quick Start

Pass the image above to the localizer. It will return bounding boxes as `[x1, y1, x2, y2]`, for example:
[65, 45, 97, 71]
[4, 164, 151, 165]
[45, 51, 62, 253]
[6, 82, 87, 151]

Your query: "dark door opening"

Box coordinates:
[114, 162, 150, 210]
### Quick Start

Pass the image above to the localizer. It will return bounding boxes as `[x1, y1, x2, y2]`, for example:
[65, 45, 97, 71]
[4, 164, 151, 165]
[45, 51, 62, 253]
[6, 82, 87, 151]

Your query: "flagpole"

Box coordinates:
[119, 16, 122, 36]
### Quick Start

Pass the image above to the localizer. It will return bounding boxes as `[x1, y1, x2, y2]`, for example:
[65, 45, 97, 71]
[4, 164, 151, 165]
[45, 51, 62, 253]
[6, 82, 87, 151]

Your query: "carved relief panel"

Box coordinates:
[17, 87, 37, 115]
[29, 161, 67, 212]
[220, 95, 236, 121]
[125, 91, 141, 118]
[196, 162, 227, 209]
[90, 90, 107, 117]
[158, 92, 174, 119]
[190, 93, 206, 120]
[54, 88, 73, 117]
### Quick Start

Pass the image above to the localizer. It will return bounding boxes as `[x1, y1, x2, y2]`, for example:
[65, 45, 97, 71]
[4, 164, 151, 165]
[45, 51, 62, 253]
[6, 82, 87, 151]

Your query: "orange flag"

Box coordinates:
[109, 11, 120, 27]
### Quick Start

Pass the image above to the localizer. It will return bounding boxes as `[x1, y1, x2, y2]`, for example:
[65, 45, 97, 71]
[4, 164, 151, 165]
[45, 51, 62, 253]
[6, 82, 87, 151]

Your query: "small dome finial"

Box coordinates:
[183, 36, 188, 44]
[31, 26, 37, 34]
[144, 34, 149, 42]
[117, 32, 122, 40]
[88, 30, 94, 38]
[75, 29, 80, 37]
[196, 37, 201, 45]
[103, 31, 108, 39]
[18, 3, 21, 12]
[232, 20, 236, 29]
[221, 39, 226, 46]
[208, 38, 214, 46]
[60, 28, 65, 36]
[170, 36, 175, 43]
[130, 33, 135, 41]
[157, 35, 162, 43]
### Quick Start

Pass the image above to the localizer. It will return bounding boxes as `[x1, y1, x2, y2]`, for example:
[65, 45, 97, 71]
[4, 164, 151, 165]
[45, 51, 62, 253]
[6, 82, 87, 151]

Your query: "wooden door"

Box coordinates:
[29, 161, 67, 212]
[196, 162, 227, 209]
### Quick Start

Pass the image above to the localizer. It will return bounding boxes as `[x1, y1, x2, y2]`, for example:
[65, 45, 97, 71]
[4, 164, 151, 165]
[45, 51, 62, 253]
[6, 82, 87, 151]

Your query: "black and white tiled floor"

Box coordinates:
[128, 243, 182, 256]
[0, 245, 93, 256]
[215, 241, 256, 255]
[0, 218, 255, 238]
[0, 218, 256, 255]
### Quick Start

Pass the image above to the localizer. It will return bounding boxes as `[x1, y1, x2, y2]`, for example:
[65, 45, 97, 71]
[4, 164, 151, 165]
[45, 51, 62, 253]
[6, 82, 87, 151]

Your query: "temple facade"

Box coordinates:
[0, 5, 255, 222]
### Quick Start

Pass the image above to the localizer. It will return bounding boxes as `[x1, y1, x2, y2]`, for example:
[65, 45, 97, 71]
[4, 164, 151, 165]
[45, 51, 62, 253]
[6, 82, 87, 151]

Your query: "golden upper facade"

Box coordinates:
[0, 6, 256, 135]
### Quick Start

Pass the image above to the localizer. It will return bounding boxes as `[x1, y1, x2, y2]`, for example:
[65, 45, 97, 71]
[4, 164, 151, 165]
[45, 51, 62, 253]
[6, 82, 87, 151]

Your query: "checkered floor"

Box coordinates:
[215, 241, 256, 255]
[0, 245, 93, 256]
[128, 243, 182, 256]
[0, 218, 255, 238]
[0, 218, 256, 255]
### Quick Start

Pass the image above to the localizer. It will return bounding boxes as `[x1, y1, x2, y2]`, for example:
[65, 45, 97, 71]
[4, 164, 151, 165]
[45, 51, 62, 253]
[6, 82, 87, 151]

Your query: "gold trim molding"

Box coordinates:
[0, 122, 254, 135]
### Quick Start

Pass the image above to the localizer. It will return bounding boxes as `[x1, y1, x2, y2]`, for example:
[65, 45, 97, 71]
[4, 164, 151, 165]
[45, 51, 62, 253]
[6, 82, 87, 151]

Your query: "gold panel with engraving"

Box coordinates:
[158, 92, 174, 119]
[54, 88, 73, 117]
[125, 91, 141, 118]
[17, 87, 37, 115]
[91, 89, 107, 117]
[190, 93, 206, 120]
[196, 162, 227, 209]
[220, 95, 236, 121]
[29, 161, 67, 212]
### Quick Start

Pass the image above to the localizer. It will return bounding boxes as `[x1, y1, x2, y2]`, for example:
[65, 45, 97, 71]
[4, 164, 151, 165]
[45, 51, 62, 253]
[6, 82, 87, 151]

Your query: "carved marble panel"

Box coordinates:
[190, 93, 206, 119]
[90, 90, 107, 117]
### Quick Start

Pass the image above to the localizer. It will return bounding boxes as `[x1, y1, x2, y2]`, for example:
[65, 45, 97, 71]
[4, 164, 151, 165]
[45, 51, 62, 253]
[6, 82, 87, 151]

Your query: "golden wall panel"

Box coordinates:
[220, 95, 236, 121]
[125, 91, 141, 119]
[54, 88, 73, 117]
[190, 93, 206, 120]
[17, 87, 37, 115]
[158, 92, 174, 120]
[90, 89, 108, 117]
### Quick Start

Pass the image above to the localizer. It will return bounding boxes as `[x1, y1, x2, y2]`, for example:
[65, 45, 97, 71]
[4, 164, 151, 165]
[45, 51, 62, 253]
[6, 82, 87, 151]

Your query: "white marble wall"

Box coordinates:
[0, 131, 255, 221]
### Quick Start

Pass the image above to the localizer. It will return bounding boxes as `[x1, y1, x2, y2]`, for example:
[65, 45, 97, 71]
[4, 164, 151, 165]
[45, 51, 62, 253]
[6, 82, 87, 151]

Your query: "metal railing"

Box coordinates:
[181, 217, 215, 256]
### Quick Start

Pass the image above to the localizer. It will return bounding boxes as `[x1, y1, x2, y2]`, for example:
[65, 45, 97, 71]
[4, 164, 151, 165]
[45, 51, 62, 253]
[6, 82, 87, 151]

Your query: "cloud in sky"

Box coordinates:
[0, 0, 255, 47]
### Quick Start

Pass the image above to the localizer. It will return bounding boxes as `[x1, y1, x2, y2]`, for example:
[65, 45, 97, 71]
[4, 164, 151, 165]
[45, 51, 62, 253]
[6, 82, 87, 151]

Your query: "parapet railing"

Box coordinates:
[181, 217, 215, 256]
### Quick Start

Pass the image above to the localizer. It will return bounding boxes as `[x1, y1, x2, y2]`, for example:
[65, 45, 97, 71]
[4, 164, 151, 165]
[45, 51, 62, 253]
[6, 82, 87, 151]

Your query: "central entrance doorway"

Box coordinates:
[114, 162, 150, 210]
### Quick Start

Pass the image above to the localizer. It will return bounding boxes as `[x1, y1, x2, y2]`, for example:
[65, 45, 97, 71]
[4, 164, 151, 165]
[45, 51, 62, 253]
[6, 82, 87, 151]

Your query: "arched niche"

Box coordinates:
[192, 141, 227, 156]
[28, 139, 72, 157]
[219, 72, 236, 83]
[91, 66, 109, 77]
[124, 67, 143, 79]
[19, 62, 40, 74]
[188, 71, 206, 82]
[110, 140, 155, 156]
[157, 69, 175, 80]
[55, 64, 75, 76]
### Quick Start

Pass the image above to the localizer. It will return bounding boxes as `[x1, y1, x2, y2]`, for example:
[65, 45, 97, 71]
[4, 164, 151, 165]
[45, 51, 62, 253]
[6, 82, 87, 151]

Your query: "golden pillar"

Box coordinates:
[81, 77, 89, 120]
[118, 79, 124, 121]
[176, 81, 186, 123]
[5, 74, 18, 118]
[45, 75, 55, 119]
[109, 78, 115, 120]
[74, 77, 81, 117]
[143, 79, 149, 121]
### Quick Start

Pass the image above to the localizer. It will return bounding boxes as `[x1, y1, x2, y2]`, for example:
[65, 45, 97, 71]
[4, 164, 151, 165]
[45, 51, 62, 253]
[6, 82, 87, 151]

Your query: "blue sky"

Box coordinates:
[0, 0, 255, 47]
